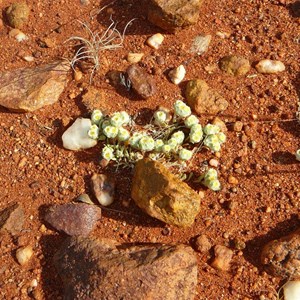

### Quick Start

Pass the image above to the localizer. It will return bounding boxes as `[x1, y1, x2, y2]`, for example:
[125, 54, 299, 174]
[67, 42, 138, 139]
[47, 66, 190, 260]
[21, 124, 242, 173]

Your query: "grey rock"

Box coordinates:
[219, 55, 251, 76]
[6, 2, 30, 29]
[54, 236, 198, 300]
[0, 61, 70, 112]
[185, 79, 228, 115]
[126, 64, 157, 99]
[131, 158, 201, 227]
[0, 202, 24, 235]
[44, 203, 101, 236]
[147, 0, 204, 32]
[261, 228, 300, 279]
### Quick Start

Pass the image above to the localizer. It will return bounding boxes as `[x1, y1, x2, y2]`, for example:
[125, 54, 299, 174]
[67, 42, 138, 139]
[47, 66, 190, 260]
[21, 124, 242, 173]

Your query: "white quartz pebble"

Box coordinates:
[255, 59, 285, 74]
[168, 65, 186, 85]
[146, 33, 164, 49]
[9, 29, 28, 42]
[127, 52, 144, 63]
[283, 281, 300, 300]
[62, 118, 97, 151]
[16, 245, 33, 265]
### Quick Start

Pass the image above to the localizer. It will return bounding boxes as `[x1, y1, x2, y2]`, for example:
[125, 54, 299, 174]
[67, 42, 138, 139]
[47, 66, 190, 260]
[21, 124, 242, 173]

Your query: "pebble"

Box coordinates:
[91, 174, 115, 206]
[190, 34, 211, 55]
[168, 65, 186, 85]
[209, 159, 219, 167]
[9, 29, 28, 42]
[0, 202, 24, 235]
[16, 245, 33, 265]
[146, 33, 164, 49]
[211, 245, 233, 271]
[22, 55, 34, 62]
[127, 52, 144, 64]
[75, 193, 94, 205]
[233, 121, 243, 132]
[6, 2, 30, 29]
[74, 69, 83, 81]
[194, 234, 211, 253]
[212, 117, 227, 132]
[255, 59, 285, 74]
[228, 175, 239, 185]
[219, 55, 251, 76]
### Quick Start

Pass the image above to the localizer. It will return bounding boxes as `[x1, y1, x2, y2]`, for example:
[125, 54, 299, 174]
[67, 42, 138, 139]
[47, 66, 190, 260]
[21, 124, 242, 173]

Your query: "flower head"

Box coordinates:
[161, 144, 172, 154]
[167, 138, 179, 150]
[171, 131, 185, 144]
[110, 112, 125, 127]
[184, 115, 199, 128]
[91, 110, 103, 125]
[102, 146, 115, 161]
[154, 110, 167, 126]
[154, 139, 164, 152]
[103, 125, 119, 139]
[179, 148, 193, 161]
[129, 132, 144, 149]
[117, 127, 130, 142]
[88, 124, 100, 140]
[204, 134, 221, 152]
[138, 136, 155, 152]
[216, 132, 226, 144]
[189, 124, 203, 144]
[174, 100, 191, 118]
[203, 124, 220, 135]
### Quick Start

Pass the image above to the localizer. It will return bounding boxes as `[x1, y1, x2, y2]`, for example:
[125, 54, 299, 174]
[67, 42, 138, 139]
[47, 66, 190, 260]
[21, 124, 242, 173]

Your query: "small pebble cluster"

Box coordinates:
[87, 100, 226, 191]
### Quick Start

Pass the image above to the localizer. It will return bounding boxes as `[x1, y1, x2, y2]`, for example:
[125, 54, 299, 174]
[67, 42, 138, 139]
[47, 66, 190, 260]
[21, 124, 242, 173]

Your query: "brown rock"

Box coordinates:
[81, 86, 104, 112]
[126, 64, 156, 99]
[219, 55, 251, 76]
[44, 203, 101, 236]
[6, 2, 30, 29]
[194, 234, 211, 253]
[147, 0, 204, 32]
[0, 61, 70, 112]
[54, 236, 198, 300]
[261, 228, 300, 279]
[185, 79, 228, 115]
[0, 202, 24, 235]
[131, 158, 201, 227]
[211, 245, 233, 271]
[212, 117, 228, 132]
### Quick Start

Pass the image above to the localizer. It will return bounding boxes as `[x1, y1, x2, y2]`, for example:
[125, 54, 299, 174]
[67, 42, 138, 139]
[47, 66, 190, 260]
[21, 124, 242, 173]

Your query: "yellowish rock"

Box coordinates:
[16, 245, 33, 265]
[255, 59, 285, 74]
[146, 33, 164, 49]
[168, 65, 186, 85]
[127, 52, 144, 63]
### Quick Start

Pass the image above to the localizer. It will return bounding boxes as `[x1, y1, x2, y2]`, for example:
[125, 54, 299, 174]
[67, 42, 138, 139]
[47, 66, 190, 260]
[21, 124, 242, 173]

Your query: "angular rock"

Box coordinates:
[6, 2, 30, 29]
[44, 203, 101, 236]
[126, 64, 157, 99]
[0, 202, 24, 235]
[261, 228, 300, 279]
[147, 0, 204, 32]
[194, 234, 211, 253]
[0, 61, 70, 112]
[16, 245, 33, 265]
[91, 174, 115, 206]
[190, 34, 212, 55]
[131, 158, 201, 227]
[185, 79, 228, 115]
[211, 245, 233, 271]
[62, 118, 97, 151]
[219, 55, 251, 76]
[54, 236, 198, 300]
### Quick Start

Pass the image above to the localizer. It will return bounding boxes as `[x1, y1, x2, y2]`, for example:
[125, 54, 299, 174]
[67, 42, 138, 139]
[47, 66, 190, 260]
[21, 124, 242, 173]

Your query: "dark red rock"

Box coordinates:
[44, 203, 101, 236]
[54, 236, 198, 300]
[126, 64, 157, 99]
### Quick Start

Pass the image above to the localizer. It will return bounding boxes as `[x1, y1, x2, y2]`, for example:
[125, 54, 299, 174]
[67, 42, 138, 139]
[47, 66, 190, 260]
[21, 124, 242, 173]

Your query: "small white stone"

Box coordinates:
[127, 52, 144, 63]
[190, 34, 212, 55]
[16, 245, 33, 265]
[23, 56, 34, 62]
[168, 65, 186, 85]
[209, 159, 219, 167]
[9, 29, 28, 42]
[62, 118, 98, 151]
[255, 59, 285, 74]
[30, 279, 38, 288]
[283, 281, 300, 300]
[216, 31, 231, 39]
[146, 33, 164, 49]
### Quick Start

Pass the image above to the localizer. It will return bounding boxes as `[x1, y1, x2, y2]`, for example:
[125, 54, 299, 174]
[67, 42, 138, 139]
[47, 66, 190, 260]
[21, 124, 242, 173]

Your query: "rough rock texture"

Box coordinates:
[0, 61, 70, 112]
[0, 202, 24, 235]
[194, 234, 211, 253]
[90, 173, 115, 206]
[44, 203, 101, 236]
[131, 158, 201, 227]
[147, 0, 204, 32]
[6, 2, 30, 29]
[54, 236, 198, 300]
[219, 55, 251, 76]
[185, 79, 229, 115]
[81, 86, 104, 111]
[211, 245, 233, 271]
[126, 64, 157, 99]
[261, 228, 300, 279]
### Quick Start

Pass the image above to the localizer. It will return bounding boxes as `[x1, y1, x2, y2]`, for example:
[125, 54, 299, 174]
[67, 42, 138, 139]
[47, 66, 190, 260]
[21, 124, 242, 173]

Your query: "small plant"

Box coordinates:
[86, 100, 227, 191]
[67, 17, 134, 82]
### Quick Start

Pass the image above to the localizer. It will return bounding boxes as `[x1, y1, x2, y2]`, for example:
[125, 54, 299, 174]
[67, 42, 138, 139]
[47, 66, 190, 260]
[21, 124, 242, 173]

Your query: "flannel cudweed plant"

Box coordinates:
[87, 100, 227, 191]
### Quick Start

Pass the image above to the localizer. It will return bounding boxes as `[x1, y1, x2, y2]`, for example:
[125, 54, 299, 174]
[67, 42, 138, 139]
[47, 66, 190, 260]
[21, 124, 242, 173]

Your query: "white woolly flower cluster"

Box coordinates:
[203, 168, 221, 191]
[203, 124, 226, 152]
